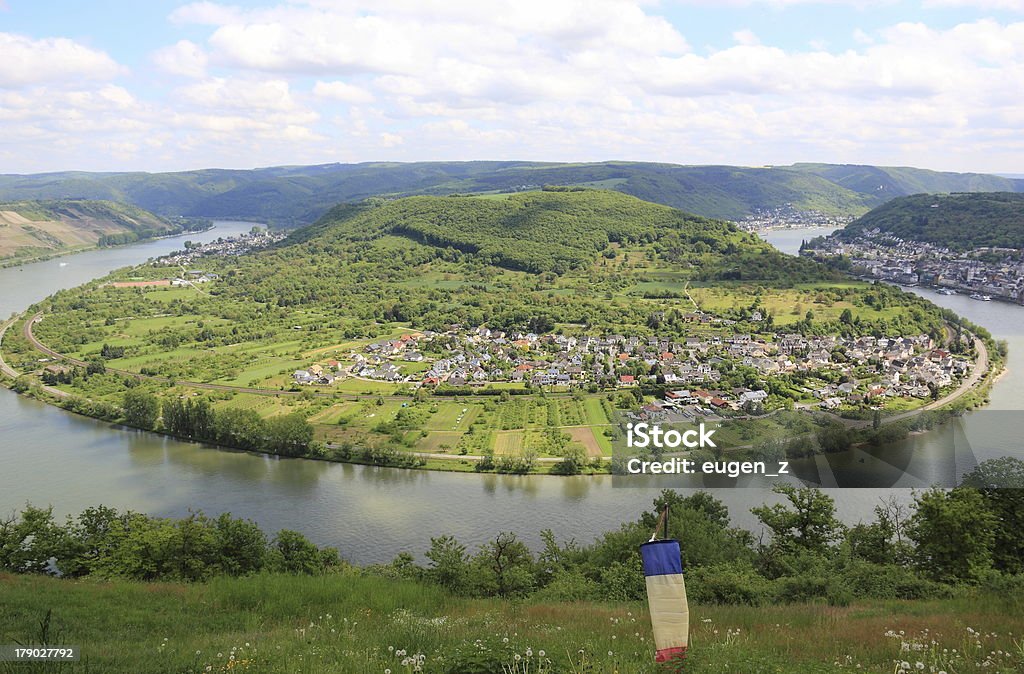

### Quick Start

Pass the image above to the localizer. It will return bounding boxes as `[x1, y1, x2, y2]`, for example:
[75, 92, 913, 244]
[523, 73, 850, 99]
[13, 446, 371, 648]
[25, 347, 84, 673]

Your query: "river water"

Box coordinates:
[0, 223, 1020, 564]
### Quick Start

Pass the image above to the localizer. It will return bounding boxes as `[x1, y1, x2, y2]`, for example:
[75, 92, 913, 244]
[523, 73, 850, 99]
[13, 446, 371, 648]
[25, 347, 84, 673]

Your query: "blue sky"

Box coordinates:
[1, 0, 1022, 173]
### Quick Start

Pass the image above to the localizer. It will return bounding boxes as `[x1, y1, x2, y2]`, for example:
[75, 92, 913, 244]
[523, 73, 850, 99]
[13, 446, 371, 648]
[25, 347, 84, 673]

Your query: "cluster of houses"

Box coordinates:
[156, 229, 287, 268]
[289, 321, 974, 412]
[736, 204, 854, 232]
[804, 229, 1024, 303]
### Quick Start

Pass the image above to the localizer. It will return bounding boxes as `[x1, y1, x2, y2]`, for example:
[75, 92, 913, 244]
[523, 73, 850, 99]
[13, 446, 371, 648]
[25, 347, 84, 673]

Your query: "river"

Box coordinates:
[0, 223, 1020, 564]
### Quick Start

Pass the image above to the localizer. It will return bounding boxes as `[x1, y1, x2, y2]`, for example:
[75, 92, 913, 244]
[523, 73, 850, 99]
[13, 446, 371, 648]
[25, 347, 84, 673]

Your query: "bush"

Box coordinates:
[834, 559, 952, 601]
[688, 563, 773, 606]
[532, 569, 600, 602]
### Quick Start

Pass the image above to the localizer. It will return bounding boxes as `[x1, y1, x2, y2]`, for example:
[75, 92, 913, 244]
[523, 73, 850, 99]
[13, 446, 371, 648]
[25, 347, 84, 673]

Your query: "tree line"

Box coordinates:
[4, 457, 1021, 603]
[122, 390, 319, 458]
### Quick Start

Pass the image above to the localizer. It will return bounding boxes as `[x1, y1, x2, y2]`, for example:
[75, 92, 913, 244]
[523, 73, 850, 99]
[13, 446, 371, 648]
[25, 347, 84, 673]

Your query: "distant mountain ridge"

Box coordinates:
[0, 161, 1020, 227]
[0, 199, 202, 264]
[837, 192, 1024, 250]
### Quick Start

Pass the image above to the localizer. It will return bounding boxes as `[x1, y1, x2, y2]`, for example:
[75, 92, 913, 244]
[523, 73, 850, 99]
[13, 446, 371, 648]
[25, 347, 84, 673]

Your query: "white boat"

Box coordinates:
[969, 293, 992, 301]
[59, 262, 68, 267]
[937, 289, 957, 296]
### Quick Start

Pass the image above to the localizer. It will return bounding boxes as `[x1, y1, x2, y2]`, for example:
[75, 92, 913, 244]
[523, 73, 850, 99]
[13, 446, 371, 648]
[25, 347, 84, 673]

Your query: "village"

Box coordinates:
[803, 228, 1024, 303]
[154, 227, 288, 267]
[736, 204, 854, 231]
[291, 314, 974, 418]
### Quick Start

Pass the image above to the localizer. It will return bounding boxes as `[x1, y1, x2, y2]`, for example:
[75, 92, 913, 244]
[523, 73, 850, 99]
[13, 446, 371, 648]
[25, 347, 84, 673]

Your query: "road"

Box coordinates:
[0, 315, 70, 398]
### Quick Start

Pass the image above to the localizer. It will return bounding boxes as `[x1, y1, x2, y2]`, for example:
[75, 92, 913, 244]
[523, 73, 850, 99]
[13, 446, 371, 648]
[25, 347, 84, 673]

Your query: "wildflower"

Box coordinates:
[538, 650, 545, 657]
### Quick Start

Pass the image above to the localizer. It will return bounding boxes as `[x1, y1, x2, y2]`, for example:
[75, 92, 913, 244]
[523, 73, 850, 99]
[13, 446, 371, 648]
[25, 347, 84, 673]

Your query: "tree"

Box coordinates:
[471, 532, 535, 597]
[122, 389, 159, 429]
[959, 457, 1024, 574]
[0, 506, 68, 574]
[907, 487, 997, 583]
[214, 513, 267, 576]
[425, 535, 469, 592]
[752, 485, 844, 557]
[264, 413, 314, 457]
[270, 529, 339, 575]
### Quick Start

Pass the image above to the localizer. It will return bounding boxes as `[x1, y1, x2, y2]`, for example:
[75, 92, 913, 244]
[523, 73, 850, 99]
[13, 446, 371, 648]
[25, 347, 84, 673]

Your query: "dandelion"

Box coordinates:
[538, 650, 545, 657]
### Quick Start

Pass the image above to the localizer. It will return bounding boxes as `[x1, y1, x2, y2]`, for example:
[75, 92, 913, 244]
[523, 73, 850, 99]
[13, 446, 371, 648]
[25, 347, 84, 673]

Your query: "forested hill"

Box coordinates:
[1, 161, 1020, 227]
[838, 192, 1024, 250]
[0, 199, 201, 264]
[288, 189, 832, 281]
[790, 164, 1024, 201]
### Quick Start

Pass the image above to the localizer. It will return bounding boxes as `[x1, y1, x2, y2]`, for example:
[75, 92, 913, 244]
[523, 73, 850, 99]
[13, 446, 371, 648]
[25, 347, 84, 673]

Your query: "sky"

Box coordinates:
[1, 0, 1022, 174]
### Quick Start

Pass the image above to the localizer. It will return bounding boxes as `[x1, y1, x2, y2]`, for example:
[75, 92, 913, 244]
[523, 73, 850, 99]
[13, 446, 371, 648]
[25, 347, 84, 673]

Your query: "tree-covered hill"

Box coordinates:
[292, 189, 832, 280]
[2, 161, 1020, 227]
[791, 163, 1024, 201]
[0, 199, 203, 263]
[837, 192, 1024, 250]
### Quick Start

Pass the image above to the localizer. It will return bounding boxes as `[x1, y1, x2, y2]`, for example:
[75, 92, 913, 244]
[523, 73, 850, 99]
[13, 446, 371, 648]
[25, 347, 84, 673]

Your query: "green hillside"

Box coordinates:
[0, 199, 204, 264]
[291, 189, 833, 281]
[4, 160, 1018, 227]
[838, 192, 1024, 250]
[791, 163, 1024, 201]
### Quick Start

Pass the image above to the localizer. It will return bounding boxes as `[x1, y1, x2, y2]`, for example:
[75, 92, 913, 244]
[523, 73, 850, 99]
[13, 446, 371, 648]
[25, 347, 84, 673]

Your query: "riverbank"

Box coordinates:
[0, 303, 1002, 477]
[0, 221, 216, 270]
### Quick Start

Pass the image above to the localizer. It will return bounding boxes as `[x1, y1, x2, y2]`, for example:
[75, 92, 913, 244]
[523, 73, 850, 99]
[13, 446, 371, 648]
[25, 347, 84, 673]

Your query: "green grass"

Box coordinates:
[1, 572, 1022, 674]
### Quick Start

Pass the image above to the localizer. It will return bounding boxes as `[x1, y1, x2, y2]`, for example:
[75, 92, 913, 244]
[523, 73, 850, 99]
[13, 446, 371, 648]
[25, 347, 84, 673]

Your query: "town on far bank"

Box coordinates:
[803, 228, 1024, 303]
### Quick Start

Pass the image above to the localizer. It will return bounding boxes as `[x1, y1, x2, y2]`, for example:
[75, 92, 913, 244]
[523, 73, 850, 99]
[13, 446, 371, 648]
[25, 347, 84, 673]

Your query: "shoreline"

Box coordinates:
[0, 222, 216, 270]
[1, 307, 1003, 478]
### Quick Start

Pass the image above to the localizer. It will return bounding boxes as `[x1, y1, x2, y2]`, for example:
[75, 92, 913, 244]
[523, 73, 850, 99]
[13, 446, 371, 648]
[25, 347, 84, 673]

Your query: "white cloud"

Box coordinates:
[0, 33, 123, 88]
[153, 40, 208, 78]
[5, 4, 1024, 172]
[177, 77, 299, 112]
[313, 80, 375, 103]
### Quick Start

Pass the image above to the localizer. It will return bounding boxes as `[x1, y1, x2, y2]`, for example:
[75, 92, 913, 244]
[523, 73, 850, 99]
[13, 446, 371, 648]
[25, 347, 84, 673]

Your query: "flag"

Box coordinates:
[641, 539, 689, 663]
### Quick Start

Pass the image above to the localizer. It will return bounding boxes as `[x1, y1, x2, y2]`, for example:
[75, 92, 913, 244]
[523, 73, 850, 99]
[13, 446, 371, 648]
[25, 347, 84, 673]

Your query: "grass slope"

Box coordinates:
[2, 572, 1022, 673]
[0, 199, 187, 263]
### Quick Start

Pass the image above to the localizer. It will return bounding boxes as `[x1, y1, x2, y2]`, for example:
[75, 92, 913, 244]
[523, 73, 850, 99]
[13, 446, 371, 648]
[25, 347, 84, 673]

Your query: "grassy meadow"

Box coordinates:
[2, 573, 1022, 673]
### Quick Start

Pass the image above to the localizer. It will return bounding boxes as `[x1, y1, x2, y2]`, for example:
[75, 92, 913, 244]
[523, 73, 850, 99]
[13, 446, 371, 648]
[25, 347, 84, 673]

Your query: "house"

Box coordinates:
[618, 375, 636, 387]
[293, 370, 314, 384]
[739, 390, 768, 405]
